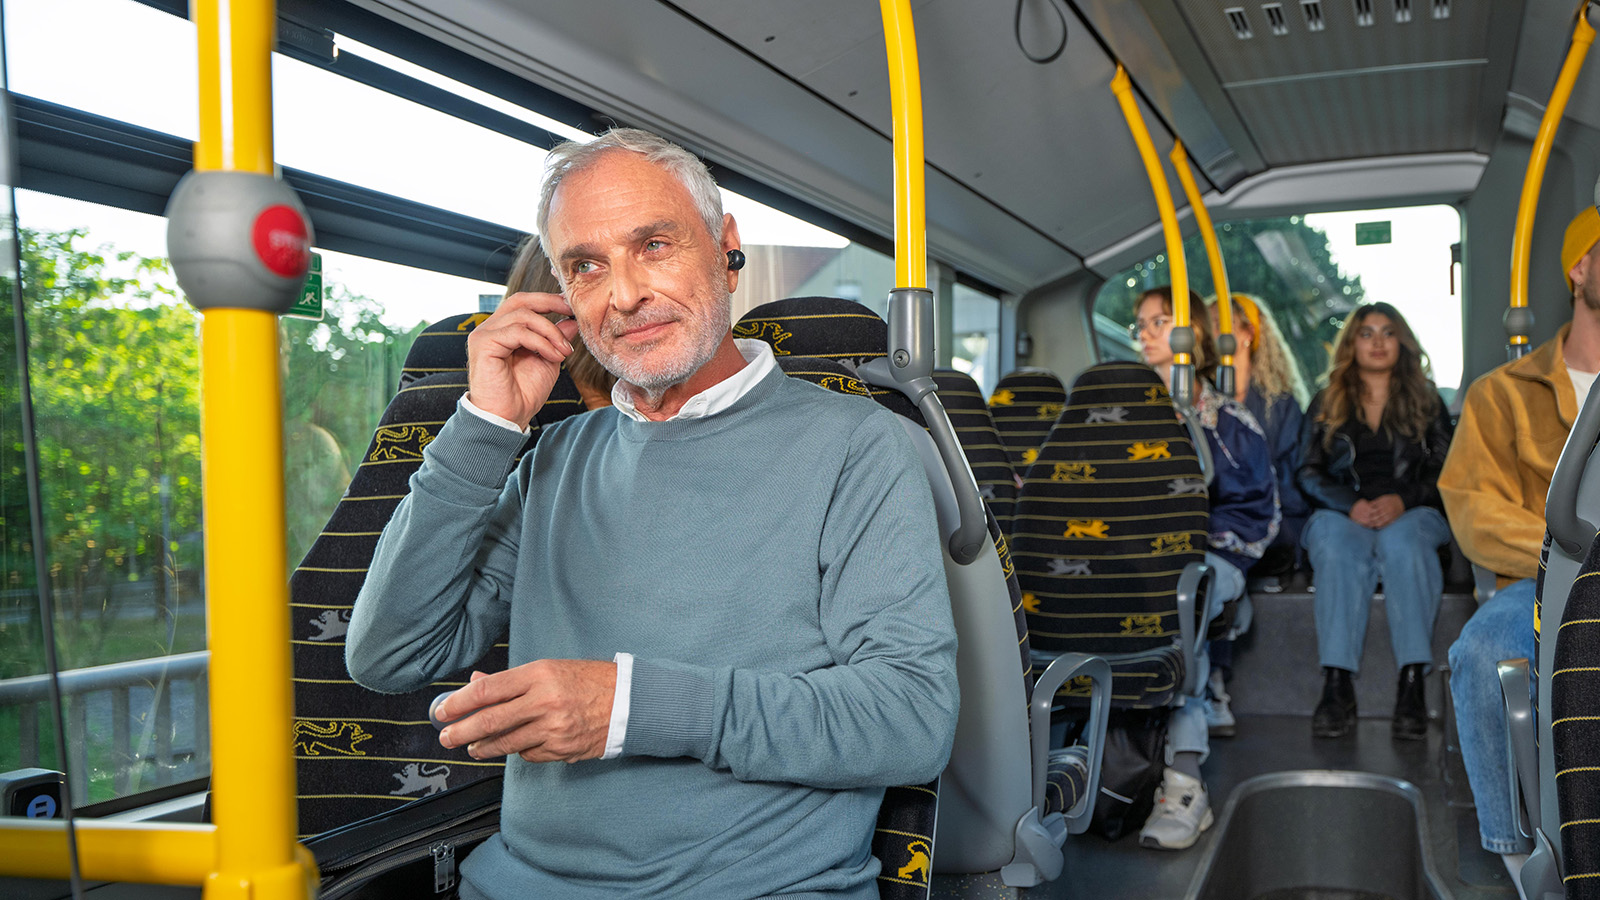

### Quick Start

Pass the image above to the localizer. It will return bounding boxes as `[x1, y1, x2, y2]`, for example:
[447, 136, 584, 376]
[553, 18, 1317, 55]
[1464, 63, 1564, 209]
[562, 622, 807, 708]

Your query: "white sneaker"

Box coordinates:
[1205, 669, 1236, 738]
[1139, 768, 1215, 850]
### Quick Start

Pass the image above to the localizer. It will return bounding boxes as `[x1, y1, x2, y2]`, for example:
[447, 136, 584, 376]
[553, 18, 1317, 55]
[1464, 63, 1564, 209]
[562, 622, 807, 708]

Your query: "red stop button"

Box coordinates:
[251, 204, 311, 278]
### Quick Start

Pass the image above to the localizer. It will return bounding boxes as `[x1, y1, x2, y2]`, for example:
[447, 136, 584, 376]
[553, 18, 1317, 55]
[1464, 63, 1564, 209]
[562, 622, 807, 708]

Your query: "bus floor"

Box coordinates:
[934, 586, 1520, 900]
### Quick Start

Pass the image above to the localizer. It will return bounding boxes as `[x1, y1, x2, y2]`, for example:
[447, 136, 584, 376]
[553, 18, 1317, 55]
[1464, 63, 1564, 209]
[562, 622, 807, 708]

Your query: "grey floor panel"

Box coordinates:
[990, 716, 1518, 900]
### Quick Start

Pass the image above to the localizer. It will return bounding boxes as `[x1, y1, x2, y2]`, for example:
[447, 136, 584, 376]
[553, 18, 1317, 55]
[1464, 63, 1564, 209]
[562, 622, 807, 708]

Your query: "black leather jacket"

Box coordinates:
[1295, 389, 1453, 513]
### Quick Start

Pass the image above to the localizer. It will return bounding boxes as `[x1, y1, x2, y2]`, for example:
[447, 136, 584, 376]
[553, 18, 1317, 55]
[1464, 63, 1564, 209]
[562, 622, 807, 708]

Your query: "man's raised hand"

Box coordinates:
[466, 292, 581, 428]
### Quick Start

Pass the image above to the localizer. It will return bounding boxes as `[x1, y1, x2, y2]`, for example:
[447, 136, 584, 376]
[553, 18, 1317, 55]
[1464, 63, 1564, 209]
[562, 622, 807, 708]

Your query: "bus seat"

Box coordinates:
[1012, 361, 1212, 713]
[1552, 535, 1600, 900]
[289, 313, 585, 836]
[737, 298, 1111, 888]
[989, 368, 1067, 473]
[933, 368, 1018, 532]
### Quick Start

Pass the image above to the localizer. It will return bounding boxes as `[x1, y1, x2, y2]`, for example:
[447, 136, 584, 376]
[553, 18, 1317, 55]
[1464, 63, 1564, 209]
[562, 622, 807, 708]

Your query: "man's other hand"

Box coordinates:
[435, 660, 616, 763]
[466, 291, 581, 428]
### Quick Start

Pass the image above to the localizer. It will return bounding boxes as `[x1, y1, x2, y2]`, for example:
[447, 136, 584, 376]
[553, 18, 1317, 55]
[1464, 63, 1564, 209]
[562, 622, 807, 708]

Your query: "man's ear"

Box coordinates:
[721, 213, 742, 293]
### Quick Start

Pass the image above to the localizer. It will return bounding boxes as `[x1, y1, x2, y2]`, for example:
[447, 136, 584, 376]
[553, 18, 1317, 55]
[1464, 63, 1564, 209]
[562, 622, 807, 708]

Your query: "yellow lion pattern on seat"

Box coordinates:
[1119, 613, 1164, 636]
[731, 319, 792, 355]
[1052, 462, 1096, 482]
[293, 720, 374, 757]
[1062, 519, 1109, 539]
[1126, 440, 1170, 461]
[897, 840, 932, 883]
[1150, 533, 1194, 554]
[369, 425, 435, 462]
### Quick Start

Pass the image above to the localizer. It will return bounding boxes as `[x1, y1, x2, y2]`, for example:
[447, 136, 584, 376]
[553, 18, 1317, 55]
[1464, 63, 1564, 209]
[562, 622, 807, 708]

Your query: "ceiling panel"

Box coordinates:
[1233, 66, 1485, 165]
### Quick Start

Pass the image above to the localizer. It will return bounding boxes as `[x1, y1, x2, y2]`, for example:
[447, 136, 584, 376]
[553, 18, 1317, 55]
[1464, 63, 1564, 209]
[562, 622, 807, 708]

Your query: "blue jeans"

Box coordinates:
[1448, 577, 1537, 854]
[1168, 552, 1245, 766]
[1302, 507, 1453, 672]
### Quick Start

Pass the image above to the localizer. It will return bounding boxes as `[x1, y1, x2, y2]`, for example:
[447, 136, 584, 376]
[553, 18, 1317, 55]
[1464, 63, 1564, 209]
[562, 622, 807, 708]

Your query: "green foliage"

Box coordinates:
[0, 228, 426, 682]
[1094, 216, 1366, 389]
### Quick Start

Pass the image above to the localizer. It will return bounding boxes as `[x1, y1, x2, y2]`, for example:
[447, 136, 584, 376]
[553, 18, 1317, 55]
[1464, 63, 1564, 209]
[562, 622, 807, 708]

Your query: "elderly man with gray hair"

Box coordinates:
[346, 128, 959, 898]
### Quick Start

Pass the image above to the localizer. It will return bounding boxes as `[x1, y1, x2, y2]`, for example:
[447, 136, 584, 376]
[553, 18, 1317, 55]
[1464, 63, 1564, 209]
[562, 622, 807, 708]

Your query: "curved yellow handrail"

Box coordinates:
[1112, 65, 1194, 403]
[880, 0, 927, 290]
[1509, 3, 1596, 357]
[1170, 140, 1233, 370]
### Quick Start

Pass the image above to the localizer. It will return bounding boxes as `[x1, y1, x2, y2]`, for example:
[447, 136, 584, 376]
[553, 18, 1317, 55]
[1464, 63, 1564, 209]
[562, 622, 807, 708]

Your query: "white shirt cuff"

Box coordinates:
[460, 393, 530, 435]
[601, 652, 633, 760]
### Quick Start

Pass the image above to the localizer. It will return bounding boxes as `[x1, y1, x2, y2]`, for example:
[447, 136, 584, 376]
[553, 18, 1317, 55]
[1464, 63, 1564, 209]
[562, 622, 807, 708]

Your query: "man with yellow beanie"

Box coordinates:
[1439, 205, 1600, 880]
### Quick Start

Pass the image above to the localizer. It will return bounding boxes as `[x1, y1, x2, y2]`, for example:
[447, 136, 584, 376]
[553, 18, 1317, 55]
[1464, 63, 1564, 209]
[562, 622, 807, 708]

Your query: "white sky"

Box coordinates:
[3, 0, 845, 330]
[1305, 206, 1463, 391]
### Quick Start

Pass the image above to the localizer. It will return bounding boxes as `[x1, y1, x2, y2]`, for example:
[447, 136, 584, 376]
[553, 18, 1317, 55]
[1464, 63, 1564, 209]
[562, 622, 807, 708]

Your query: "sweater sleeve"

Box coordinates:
[621, 411, 960, 789]
[345, 401, 527, 694]
[1439, 377, 1545, 581]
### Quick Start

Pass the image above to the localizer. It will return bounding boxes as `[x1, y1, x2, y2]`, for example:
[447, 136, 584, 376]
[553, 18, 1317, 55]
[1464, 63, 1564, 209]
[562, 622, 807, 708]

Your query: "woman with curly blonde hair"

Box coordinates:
[1296, 302, 1452, 741]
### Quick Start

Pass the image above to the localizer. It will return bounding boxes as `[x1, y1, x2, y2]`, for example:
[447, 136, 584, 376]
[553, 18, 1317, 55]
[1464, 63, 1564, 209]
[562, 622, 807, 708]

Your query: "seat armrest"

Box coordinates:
[1176, 561, 1215, 696]
[1496, 657, 1538, 846]
[1029, 652, 1111, 835]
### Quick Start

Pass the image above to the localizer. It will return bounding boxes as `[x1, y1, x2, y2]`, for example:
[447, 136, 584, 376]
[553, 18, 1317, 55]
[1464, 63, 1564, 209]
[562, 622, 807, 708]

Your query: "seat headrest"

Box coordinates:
[734, 297, 887, 367]
[775, 356, 925, 426]
[1062, 361, 1172, 419]
[399, 313, 491, 389]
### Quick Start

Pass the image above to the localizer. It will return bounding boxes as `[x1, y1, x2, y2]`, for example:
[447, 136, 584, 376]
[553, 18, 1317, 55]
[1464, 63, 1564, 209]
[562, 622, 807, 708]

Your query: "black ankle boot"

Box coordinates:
[1392, 663, 1428, 741]
[1312, 667, 1357, 738]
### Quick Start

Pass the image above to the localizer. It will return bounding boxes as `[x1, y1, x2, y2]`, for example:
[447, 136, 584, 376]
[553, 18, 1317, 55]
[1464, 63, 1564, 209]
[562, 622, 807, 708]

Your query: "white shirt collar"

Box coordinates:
[610, 339, 778, 423]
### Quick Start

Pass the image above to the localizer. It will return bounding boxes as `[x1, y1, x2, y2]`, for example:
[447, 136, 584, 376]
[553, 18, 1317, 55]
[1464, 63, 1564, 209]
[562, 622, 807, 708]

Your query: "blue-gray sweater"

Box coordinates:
[346, 367, 959, 899]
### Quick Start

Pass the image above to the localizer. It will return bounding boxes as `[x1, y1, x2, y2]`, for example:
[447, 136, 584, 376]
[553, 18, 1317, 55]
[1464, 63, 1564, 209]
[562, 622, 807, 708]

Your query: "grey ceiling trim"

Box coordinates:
[1136, 0, 1266, 184]
[1221, 58, 1487, 90]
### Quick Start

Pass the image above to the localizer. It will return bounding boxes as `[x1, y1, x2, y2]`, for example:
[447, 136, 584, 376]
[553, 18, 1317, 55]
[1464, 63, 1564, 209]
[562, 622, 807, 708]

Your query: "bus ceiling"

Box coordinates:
[304, 0, 1598, 292]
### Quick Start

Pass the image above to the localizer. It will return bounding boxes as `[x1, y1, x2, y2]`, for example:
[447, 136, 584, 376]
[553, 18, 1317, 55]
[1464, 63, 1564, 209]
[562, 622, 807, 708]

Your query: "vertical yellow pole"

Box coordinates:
[1170, 141, 1232, 356]
[1509, 7, 1595, 355]
[1111, 66, 1190, 364]
[193, 2, 309, 898]
[880, 0, 927, 290]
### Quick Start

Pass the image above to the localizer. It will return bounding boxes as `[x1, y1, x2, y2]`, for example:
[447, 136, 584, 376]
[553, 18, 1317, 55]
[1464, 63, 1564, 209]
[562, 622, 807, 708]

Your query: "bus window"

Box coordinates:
[951, 283, 1001, 395]
[1093, 205, 1463, 403]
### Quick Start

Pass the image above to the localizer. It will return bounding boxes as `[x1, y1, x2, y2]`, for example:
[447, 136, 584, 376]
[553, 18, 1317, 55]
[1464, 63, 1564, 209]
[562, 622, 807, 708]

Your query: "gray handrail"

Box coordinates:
[1546, 368, 1600, 555]
[1029, 652, 1112, 835]
[1175, 561, 1215, 696]
[861, 287, 988, 565]
[1496, 658, 1539, 846]
[1177, 406, 1216, 487]
[0, 651, 209, 705]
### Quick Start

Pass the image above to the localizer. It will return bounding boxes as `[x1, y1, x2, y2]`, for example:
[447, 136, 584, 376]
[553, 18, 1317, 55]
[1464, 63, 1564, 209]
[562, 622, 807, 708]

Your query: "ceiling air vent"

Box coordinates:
[1225, 7, 1253, 38]
[1394, 0, 1412, 23]
[1301, 0, 1326, 31]
[1262, 3, 1289, 35]
[1353, 0, 1374, 26]
[1431, 0, 1450, 19]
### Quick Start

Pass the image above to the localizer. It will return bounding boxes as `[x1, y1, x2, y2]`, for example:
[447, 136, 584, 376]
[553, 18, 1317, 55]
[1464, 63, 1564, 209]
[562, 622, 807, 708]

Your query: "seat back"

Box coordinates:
[1552, 535, 1600, 899]
[737, 299, 1040, 879]
[934, 368, 1018, 532]
[290, 313, 586, 836]
[989, 368, 1067, 471]
[1012, 362, 1207, 660]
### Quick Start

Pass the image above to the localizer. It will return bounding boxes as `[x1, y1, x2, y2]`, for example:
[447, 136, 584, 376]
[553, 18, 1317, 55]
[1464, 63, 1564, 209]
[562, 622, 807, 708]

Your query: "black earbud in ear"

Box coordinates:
[726, 248, 746, 271]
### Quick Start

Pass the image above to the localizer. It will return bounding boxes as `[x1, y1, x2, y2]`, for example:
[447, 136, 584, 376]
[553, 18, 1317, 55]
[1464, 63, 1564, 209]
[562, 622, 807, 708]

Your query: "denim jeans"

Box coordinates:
[1448, 577, 1537, 854]
[1302, 506, 1453, 672]
[1168, 552, 1245, 766]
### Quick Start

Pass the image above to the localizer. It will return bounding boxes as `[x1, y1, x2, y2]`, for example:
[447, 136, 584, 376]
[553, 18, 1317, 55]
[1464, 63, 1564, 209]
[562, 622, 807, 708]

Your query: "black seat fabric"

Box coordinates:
[1552, 535, 1600, 899]
[1012, 361, 1207, 709]
[291, 314, 586, 836]
[1044, 745, 1091, 817]
[935, 368, 1017, 531]
[990, 368, 1067, 472]
[398, 313, 490, 387]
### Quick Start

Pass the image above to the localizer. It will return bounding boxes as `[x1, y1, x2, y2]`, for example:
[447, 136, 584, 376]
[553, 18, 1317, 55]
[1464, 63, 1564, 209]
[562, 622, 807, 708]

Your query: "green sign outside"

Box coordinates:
[287, 252, 324, 320]
[1355, 221, 1392, 246]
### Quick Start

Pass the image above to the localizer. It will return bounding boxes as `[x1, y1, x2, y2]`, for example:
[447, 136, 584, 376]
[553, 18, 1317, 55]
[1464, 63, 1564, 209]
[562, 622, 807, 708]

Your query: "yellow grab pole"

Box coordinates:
[194, 1, 310, 898]
[880, 0, 927, 289]
[1170, 140, 1235, 394]
[1509, 3, 1595, 357]
[1112, 65, 1195, 402]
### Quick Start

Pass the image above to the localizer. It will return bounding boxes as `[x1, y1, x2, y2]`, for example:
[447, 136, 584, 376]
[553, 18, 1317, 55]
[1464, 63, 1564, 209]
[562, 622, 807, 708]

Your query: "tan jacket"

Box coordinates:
[1438, 323, 1577, 585]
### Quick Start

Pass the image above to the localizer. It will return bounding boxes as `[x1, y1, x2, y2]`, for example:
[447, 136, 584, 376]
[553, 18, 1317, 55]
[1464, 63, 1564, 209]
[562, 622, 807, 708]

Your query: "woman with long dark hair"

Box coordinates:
[1297, 302, 1452, 740]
